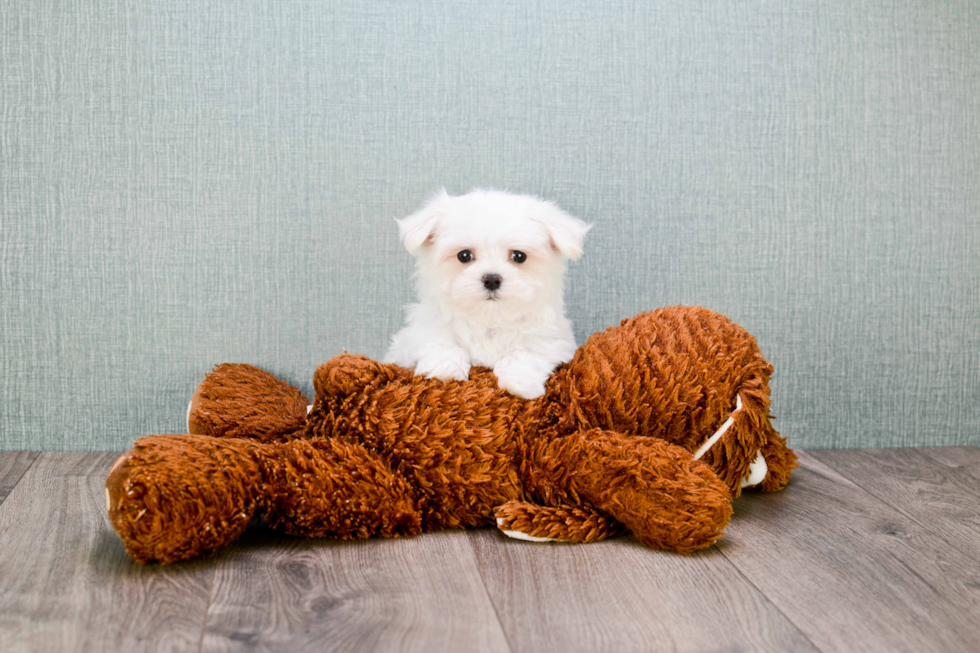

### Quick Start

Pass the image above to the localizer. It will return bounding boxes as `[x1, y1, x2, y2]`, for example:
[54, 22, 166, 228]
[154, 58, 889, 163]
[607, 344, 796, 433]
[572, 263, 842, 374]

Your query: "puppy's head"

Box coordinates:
[398, 189, 591, 323]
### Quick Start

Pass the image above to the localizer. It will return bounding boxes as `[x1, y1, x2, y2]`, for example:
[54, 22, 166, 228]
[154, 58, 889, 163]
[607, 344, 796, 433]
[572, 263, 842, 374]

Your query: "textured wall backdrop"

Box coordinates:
[2, 0, 978, 450]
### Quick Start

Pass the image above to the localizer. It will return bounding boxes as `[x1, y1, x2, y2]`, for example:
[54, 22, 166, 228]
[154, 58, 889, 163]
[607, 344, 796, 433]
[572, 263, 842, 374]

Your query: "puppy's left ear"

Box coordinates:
[533, 203, 592, 261]
[397, 189, 452, 255]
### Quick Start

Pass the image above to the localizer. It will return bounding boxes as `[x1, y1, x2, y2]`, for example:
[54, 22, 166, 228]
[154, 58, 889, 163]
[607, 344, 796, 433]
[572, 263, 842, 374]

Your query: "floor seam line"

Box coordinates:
[466, 531, 518, 653]
[0, 451, 41, 508]
[196, 563, 220, 653]
[714, 543, 826, 653]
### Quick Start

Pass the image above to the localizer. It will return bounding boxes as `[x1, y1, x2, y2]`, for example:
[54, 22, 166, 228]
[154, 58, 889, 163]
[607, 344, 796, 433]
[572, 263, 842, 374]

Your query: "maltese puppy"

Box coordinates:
[384, 189, 591, 399]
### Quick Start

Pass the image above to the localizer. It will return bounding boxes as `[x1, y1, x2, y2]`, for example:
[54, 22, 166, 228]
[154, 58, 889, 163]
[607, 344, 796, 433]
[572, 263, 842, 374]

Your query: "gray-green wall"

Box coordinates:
[3, 0, 978, 451]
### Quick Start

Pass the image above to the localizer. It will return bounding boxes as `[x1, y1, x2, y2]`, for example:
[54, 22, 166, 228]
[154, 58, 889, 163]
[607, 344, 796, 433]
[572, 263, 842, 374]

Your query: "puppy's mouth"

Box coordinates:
[484, 292, 499, 301]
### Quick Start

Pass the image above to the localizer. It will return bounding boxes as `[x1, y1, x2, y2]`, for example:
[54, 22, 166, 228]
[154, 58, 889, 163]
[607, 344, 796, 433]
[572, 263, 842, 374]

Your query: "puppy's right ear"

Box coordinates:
[397, 189, 452, 255]
[532, 201, 592, 261]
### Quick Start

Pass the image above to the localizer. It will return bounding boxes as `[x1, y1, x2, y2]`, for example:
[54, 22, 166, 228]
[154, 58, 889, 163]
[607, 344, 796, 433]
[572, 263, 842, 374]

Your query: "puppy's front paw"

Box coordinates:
[493, 364, 547, 399]
[415, 350, 470, 382]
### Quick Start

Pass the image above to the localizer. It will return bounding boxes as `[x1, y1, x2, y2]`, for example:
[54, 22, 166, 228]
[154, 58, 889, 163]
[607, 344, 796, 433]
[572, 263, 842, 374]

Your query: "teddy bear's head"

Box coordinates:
[544, 306, 796, 495]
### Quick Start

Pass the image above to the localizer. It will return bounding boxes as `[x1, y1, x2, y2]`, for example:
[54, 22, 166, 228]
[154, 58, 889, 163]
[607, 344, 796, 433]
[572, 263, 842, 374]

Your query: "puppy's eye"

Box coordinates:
[457, 250, 474, 263]
[510, 250, 527, 264]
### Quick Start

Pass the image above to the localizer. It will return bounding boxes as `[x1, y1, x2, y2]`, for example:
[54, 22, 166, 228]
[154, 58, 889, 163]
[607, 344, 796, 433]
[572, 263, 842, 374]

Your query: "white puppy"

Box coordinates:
[384, 189, 591, 399]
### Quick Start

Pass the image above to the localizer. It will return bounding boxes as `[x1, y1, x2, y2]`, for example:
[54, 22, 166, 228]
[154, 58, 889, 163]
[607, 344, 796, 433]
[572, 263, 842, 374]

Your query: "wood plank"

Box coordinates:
[0, 452, 216, 653]
[916, 446, 980, 483]
[468, 528, 818, 653]
[812, 448, 980, 560]
[719, 451, 980, 653]
[0, 452, 39, 506]
[201, 528, 511, 653]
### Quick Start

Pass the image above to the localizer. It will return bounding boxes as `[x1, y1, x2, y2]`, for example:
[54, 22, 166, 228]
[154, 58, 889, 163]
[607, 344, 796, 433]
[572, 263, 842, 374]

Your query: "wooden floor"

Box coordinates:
[0, 448, 978, 652]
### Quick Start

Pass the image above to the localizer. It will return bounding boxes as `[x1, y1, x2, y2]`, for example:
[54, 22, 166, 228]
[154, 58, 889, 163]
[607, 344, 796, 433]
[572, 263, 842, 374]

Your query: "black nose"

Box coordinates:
[482, 273, 502, 291]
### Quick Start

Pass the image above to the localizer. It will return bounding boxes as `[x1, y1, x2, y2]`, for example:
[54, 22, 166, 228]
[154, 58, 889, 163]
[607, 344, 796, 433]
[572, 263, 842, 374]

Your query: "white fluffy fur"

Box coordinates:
[384, 189, 591, 399]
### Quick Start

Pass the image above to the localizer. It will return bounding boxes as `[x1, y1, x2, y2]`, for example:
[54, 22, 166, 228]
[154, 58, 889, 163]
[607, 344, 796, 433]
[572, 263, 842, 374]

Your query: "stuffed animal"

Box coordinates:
[105, 306, 797, 564]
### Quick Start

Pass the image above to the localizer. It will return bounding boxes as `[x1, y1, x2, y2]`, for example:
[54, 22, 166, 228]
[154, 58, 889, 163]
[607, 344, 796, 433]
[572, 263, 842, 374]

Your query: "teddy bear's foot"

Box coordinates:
[106, 435, 270, 564]
[494, 501, 627, 543]
[188, 363, 310, 442]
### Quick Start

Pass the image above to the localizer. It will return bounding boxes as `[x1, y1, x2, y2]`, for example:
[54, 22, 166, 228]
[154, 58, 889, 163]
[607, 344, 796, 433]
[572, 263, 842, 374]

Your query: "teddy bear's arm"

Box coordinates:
[494, 501, 627, 543]
[524, 429, 734, 553]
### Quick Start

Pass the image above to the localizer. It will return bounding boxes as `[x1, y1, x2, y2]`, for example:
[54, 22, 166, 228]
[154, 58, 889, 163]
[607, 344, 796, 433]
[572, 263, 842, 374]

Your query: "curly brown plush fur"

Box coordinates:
[106, 306, 797, 564]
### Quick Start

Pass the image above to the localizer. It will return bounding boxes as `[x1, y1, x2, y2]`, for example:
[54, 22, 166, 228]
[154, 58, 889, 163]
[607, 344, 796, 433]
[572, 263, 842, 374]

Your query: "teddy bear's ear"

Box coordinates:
[397, 189, 452, 255]
[531, 202, 592, 261]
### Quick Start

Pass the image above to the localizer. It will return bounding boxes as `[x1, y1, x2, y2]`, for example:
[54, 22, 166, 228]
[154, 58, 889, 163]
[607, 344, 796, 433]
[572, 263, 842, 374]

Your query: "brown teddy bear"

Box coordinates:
[105, 306, 797, 564]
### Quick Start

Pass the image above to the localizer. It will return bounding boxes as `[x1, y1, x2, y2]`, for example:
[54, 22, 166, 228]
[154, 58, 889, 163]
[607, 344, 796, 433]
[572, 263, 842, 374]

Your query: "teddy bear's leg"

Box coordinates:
[187, 363, 310, 442]
[526, 429, 733, 553]
[494, 501, 627, 543]
[106, 434, 423, 564]
[106, 435, 272, 564]
[260, 437, 423, 540]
